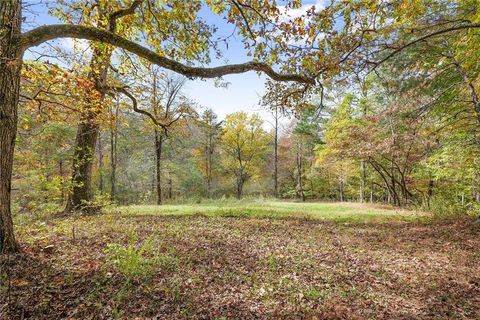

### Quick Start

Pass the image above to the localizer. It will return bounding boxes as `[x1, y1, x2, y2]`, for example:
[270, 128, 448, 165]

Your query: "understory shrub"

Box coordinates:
[106, 230, 180, 282]
[106, 231, 157, 281]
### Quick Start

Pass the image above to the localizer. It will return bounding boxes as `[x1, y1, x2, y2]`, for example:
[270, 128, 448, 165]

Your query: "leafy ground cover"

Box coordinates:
[1, 200, 479, 319]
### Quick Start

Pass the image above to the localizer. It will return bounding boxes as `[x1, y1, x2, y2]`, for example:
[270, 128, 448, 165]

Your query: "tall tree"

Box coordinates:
[109, 94, 121, 201]
[60, 1, 140, 213]
[195, 109, 222, 198]
[147, 70, 192, 205]
[221, 112, 270, 199]
[292, 106, 322, 201]
[1, 0, 24, 253]
[273, 106, 280, 198]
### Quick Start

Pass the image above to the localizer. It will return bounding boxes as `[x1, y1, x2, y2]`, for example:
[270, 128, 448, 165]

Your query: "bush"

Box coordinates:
[106, 231, 157, 281]
[420, 195, 471, 217]
[106, 230, 180, 282]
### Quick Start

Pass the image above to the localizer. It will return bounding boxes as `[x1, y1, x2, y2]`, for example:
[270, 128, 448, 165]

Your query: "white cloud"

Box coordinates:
[277, 0, 325, 23]
[273, 1, 326, 46]
[59, 38, 91, 54]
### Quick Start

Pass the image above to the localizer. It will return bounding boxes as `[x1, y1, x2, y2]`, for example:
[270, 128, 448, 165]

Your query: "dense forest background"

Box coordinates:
[4, 0, 480, 225]
[15, 32, 480, 217]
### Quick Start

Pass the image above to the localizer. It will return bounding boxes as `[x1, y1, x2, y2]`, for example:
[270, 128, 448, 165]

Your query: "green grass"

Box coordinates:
[108, 199, 427, 223]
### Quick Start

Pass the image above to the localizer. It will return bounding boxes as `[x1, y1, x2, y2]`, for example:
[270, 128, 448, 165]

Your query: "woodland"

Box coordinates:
[1, 0, 480, 319]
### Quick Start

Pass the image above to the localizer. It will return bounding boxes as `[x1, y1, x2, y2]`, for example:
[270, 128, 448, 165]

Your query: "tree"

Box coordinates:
[58, 1, 139, 213]
[1, 0, 25, 253]
[109, 94, 121, 202]
[315, 95, 359, 201]
[194, 109, 222, 198]
[221, 112, 270, 199]
[17, 59, 98, 210]
[148, 70, 192, 205]
[292, 106, 322, 201]
[272, 106, 281, 198]
[0, 0, 316, 253]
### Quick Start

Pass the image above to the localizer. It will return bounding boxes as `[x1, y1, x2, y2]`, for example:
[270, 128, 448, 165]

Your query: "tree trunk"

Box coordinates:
[155, 130, 163, 205]
[386, 182, 391, 204]
[168, 175, 173, 199]
[98, 130, 104, 193]
[236, 176, 244, 199]
[339, 178, 344, 202]
[390, 164, 401, 207]
[0, 0, 22, 253]
[473, 158, 480, 203]
[110, 96, 119, 202]
[205, 133, 212, 197]
[110, 123, 117, 202]
[207, 128, 214, 197]
[359, 160, 365, 202]
[64, 120, 100, 212]
[59, 160, 65, 203]
[64, 13, 112, 212]
[273, 106, 279, 198]
[296, 149, 305, 202]
[426, 178, 434, 209]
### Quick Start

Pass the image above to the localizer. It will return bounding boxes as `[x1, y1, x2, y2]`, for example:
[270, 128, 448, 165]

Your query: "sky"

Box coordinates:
[21, 0, 322, 128]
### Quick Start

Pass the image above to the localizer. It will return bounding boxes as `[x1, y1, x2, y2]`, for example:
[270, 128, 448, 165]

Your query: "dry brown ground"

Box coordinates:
[1, 213, 479, 319]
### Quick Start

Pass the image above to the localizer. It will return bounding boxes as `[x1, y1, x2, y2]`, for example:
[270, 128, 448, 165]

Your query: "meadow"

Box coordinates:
[112, 199, 426, 222]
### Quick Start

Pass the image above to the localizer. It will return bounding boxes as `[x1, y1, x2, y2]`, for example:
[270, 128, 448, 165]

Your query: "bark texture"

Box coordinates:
[296, 149, 305, 202]
[0, 0, 22, 253]
[236, 174, 245, 199]
[110, 97, 119, 202]
[64, 121, 100, 212]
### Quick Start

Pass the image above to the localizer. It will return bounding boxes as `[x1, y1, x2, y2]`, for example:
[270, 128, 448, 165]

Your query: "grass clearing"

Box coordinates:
[110, 199, 426, 223]
[1, 200, 479, 319]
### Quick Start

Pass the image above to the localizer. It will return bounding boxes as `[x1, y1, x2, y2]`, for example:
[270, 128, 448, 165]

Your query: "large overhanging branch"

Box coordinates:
[19, 25, 315, 85]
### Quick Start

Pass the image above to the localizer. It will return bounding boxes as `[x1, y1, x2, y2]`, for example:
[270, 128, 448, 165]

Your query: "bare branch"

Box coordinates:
[101, 85, 168, 129]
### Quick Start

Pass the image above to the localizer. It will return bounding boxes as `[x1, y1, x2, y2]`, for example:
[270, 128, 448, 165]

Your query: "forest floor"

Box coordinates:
[1, 200, 479, 319]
